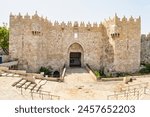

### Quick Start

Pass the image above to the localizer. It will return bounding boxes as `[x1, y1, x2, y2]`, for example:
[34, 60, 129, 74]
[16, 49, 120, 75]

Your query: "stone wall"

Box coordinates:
[9, 12, 141, 73]
[141, 33, 150, 64]
[0, 55, 9, 63]
[103, 14, 141, 73]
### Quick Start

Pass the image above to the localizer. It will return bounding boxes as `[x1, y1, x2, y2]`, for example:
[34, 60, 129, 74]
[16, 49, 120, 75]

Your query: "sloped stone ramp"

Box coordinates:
[64, 68, 95, 83]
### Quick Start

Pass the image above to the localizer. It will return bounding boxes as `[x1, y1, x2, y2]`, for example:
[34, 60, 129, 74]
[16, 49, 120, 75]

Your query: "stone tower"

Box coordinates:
[103, 14, 141, 72]
[141, 33, 150, 64]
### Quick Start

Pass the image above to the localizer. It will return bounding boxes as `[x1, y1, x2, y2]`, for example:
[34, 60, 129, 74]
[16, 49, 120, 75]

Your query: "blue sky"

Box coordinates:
[0, 0, 150, 34]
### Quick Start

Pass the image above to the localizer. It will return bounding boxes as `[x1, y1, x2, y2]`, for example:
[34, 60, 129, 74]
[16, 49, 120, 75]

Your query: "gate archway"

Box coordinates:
[67, 43, 84, 67]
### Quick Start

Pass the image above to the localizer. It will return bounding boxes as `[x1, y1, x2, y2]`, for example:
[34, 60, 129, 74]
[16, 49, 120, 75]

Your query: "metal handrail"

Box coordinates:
[108, 83, 149, 100]
[107, 90, 140, 100]
[30, 90, 60, 100]
[124, 82, 148, 90]
[145, 88, 150, 95]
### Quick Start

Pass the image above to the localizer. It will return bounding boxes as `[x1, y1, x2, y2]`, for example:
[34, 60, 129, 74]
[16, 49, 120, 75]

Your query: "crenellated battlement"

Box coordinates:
[10, 12, 105, 29]
[141, 33, 150, 41]
[103, 14, 141, 26]
[10, 12, 141, 31]
[10, 12, 50, 23]
[102, 14, 141, 40]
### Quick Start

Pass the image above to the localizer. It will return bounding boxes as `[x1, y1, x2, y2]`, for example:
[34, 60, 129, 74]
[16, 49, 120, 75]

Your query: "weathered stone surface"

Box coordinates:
[9, 13, 141, 73]
[141, 33, 150, 64]
[103, 15, 141, 72]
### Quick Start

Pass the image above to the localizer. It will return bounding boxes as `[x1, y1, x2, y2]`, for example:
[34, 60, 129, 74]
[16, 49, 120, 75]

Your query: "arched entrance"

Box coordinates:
[68, 43, 84, 67]
[70, 52, 81, 67]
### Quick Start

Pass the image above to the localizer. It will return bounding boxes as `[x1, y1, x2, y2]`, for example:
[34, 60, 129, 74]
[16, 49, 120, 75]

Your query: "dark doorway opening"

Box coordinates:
[53, 71, 60, 78]
[70, 52, 81, 67]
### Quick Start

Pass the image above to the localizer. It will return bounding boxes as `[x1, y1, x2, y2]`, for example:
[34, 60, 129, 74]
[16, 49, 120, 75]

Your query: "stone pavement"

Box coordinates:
[42, 68, 118, 100]
[64, 68, 95, 83]
[0, 69, 150, 100]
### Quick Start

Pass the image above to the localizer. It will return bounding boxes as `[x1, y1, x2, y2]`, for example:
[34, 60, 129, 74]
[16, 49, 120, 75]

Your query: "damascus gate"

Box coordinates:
[9, 12, 141, 73]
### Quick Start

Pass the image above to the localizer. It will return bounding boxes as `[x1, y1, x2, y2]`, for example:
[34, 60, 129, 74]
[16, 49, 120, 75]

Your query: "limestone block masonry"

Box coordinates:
[9, 12, 141, 73]
[141, 33, 150, 64]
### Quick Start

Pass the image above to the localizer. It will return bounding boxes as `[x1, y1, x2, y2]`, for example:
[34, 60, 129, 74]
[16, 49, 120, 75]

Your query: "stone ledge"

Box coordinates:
[85, 64, 97, 81]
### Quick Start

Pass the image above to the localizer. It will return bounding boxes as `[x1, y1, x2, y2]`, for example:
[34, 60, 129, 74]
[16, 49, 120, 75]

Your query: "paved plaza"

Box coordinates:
[0, 68, 150, 100]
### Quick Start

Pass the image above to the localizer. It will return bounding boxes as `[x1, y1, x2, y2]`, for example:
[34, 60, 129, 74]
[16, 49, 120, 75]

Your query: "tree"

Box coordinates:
[0, 25, 9, 55]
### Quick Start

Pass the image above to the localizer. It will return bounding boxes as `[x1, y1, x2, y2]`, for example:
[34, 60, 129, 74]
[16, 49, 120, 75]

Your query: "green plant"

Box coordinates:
[99, 68, 105, 77]
[140, 64, 150, 74]
[39, 67, 52, 76]
[139, 68, 149, 74]
[145, 64, 150, 71]
[0, 26, 9, 54]
[116, 72, 125, 77]
[139, 64, 150, 74]
[94, 71, 101, 78]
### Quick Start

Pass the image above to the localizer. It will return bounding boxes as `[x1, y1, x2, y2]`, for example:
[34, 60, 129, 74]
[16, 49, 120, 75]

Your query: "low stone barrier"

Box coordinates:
[9, 70, 27, 75]
[26, 73, 60, 82]
[36, 76, 60, 82]
[85, 64, 97, 81]
[27, 73, 43, 78]
[0, 67, 27, 77]
[0, 66, 61, 82]
[59, 67, 66, 82]
[100, 76, 135, 82]
[100, 77, 123, 81]
[133, 74, 150, 78]
[0, 66, 9, 71]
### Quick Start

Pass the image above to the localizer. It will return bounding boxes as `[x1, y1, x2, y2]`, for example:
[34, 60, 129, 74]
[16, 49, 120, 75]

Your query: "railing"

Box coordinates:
[13, 78, 60, 100]
[107, 90, 140, 100]
[123, 82, 148, 91]
[107, 82, 149, 100]
[145, 88, 150, 95]
[30, 90, 60, 100]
